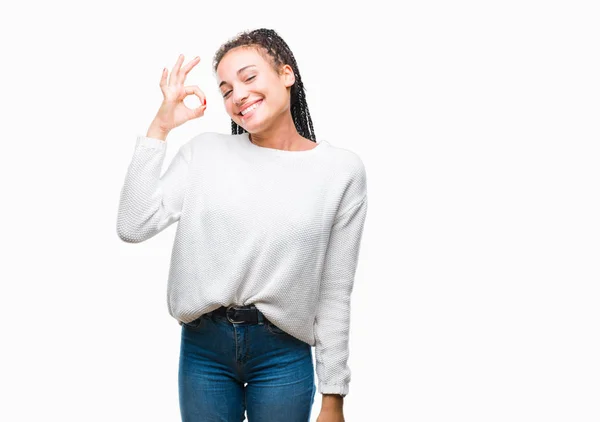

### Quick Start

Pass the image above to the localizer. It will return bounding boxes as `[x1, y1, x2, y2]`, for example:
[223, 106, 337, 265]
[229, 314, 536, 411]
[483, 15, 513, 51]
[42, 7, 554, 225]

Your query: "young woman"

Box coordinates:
[117, 28, 368, 422]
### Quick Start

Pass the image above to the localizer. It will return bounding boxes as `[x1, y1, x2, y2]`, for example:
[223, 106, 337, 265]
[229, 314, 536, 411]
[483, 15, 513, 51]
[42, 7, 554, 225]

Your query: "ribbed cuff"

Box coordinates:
[136, 135, 167, 150]
[318, 382, 349, 397]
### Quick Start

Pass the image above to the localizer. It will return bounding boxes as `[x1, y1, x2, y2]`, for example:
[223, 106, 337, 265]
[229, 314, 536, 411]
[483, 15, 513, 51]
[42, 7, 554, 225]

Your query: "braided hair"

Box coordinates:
[212, 28, 316, 142]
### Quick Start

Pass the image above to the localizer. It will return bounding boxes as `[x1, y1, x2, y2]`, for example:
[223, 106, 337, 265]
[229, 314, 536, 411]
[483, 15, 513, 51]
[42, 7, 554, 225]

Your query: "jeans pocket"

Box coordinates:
[265, 320, 287, 336]
[183, 315, 207, 332]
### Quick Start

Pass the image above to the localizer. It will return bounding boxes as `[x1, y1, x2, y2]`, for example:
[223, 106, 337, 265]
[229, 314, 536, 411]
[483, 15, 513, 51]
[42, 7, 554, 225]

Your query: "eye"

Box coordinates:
[222, 76, 256, 98]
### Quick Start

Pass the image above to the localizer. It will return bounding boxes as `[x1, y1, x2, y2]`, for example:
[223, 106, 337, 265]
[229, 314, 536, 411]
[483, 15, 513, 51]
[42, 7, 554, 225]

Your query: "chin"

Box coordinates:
[238, 119, 264, 132]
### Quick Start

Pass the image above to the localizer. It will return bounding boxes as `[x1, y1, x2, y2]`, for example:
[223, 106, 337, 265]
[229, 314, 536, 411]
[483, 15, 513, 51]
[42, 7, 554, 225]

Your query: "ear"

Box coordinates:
[280, 64, 296, 88]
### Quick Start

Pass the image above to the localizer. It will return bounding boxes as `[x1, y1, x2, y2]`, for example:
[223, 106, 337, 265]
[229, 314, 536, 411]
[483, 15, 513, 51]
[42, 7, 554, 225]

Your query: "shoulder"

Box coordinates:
[321, 141, 367, 184]
[320, 141, 368, 213]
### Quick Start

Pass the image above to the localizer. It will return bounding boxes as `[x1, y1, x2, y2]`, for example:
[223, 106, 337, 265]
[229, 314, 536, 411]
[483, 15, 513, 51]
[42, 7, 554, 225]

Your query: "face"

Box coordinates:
[216, 46, 295, 133]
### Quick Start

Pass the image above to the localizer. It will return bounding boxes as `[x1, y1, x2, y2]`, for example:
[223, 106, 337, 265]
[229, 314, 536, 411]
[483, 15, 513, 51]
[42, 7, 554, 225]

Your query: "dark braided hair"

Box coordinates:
[212, 28, 316, 142]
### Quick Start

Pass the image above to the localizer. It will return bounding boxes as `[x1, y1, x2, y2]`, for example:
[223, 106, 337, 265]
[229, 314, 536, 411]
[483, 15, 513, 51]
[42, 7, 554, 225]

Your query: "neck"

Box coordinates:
[248, 113, 313, 151]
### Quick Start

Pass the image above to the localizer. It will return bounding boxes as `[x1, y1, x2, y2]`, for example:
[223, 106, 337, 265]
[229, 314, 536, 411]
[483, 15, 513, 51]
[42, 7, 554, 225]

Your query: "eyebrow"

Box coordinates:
[219, 65, 257, 88]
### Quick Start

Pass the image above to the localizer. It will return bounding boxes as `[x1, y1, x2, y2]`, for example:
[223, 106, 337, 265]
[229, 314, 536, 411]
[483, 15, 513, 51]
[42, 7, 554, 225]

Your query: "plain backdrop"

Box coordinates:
[1, 0, 599, 421]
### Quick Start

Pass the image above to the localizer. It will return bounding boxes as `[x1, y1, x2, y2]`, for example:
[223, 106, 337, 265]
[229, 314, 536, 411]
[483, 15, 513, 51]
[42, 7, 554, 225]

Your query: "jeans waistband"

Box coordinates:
[209, 304, 267, 325]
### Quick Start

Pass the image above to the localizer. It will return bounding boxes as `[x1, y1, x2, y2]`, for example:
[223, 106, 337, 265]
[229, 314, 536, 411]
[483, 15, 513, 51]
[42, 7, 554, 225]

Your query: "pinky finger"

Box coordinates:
[159, 68, 168, 91]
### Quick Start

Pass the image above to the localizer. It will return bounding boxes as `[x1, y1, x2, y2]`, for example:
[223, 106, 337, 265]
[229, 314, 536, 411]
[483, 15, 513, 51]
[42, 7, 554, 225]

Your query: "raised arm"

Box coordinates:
[116, 136, 192, 243]
[117, 53, 207, 243]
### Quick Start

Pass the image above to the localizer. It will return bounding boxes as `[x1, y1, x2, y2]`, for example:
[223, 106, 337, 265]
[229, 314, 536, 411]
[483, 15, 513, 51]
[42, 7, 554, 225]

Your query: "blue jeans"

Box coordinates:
[178, 308, 316, 421]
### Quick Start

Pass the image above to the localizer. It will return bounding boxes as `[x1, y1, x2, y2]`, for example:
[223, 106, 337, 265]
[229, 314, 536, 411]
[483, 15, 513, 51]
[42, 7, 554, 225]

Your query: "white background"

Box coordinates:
[1, 0, 599, 421]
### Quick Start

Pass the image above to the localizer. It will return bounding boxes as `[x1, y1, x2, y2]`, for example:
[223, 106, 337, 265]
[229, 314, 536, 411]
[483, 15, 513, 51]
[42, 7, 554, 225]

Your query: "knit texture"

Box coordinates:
[116, 131, 368, 397]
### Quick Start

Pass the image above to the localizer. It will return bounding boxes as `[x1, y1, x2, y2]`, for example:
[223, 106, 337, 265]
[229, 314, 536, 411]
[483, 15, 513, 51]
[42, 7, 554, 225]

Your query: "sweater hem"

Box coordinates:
[318, 381, 349, 397]
[136, 135, 166, 149]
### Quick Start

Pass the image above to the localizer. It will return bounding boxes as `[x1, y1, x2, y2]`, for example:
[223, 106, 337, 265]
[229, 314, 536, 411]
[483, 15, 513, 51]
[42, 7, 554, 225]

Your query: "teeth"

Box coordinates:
[241, 101, 260, 116]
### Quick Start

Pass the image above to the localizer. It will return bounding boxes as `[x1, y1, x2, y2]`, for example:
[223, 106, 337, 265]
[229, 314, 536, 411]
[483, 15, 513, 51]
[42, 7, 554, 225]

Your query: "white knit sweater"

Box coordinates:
[116, 131, 368, 397]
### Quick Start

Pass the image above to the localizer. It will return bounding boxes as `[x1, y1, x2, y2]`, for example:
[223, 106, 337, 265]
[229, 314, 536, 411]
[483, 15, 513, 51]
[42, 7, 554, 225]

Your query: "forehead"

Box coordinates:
[217, 47, 270, 81]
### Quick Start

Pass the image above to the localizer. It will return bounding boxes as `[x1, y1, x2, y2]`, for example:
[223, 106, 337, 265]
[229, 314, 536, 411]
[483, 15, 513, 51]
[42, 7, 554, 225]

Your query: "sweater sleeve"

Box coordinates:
[116, 135, 192, 243]
[314, 162, 368, 398]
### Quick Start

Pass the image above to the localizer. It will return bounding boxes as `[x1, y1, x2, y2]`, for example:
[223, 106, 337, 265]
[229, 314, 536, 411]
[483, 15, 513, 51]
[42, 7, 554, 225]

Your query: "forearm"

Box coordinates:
[147, 119, 170, 141]
[322, 394, 344, 409]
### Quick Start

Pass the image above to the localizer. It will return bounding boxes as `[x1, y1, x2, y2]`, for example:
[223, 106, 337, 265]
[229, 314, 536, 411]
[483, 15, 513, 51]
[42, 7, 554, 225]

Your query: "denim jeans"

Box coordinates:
[178, 308, 316, 421]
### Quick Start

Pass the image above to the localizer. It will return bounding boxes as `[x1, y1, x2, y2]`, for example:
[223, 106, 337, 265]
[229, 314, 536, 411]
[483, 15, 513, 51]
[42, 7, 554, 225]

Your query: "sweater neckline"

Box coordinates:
[242, 133, 327, 155]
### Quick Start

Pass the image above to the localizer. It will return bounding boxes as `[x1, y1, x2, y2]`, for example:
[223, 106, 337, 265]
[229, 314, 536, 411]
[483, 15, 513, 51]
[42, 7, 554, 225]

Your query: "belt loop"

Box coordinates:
[257, 309, 264, 325]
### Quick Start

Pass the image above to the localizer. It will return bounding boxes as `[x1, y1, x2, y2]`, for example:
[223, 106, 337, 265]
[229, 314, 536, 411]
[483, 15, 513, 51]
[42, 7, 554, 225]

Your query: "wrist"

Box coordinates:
[321, 393, 344, 409]
[146, 119, 170, 141]
[147, 120, 170, 141]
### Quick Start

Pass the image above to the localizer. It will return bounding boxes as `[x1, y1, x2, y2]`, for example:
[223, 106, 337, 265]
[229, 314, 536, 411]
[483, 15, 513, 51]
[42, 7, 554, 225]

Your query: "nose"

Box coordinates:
[232, 86, 249, 108]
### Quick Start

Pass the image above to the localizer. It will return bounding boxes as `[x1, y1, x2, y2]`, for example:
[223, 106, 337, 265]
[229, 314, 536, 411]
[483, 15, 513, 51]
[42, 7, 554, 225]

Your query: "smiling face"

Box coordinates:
[216, 46, 295, 133]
